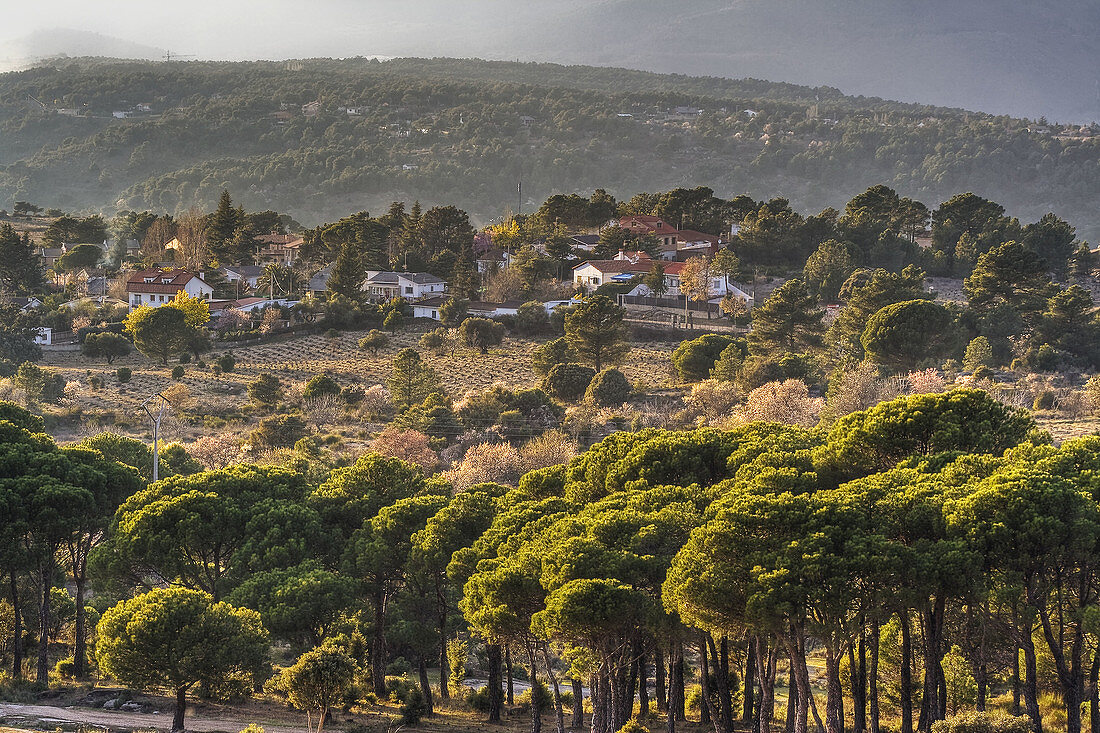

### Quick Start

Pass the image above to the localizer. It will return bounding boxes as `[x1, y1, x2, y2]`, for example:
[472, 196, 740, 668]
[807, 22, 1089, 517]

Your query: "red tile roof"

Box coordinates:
[126, 268, 207, 294]
[619, 216, 678, 237]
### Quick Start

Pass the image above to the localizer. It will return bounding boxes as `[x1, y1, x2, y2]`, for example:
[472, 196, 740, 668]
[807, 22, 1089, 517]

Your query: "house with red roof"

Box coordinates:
[125, 268, 213, 311]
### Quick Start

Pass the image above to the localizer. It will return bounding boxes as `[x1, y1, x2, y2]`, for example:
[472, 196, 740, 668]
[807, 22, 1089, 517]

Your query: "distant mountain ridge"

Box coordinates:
[0, 29, 164, 72]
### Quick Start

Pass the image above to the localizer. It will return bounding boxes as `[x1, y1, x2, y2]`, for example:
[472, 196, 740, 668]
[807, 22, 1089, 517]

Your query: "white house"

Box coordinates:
[362, 271, 446, 300]
[125, 268, 213, 310]
[475, 247, 512, 273]
[34, 327, 52, 345]
[223, 265, 265, 290]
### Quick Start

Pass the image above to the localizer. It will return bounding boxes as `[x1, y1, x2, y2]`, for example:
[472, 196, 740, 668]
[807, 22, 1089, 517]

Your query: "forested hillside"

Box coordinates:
[0, 57, 1098, 239]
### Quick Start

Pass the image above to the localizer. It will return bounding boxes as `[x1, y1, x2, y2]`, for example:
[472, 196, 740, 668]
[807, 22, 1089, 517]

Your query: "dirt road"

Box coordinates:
[0, 701, 310, 733]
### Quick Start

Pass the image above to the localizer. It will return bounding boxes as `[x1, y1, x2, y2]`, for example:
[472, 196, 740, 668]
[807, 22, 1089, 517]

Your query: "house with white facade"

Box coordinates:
[125, 268, 213, 310]
[411, 297, 525, 321]
[362, 271, 446, 301]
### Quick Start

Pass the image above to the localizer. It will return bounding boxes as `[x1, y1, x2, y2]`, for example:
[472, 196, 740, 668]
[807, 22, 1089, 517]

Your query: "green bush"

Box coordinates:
[386, 657, 412, 676]
[532, 337, 574, 376]
[359, 329, 390, 354]
[400, 687, 430, 724]
[216, 353, 236, 372]
[1032, 390, 1055, 410]
[930, 712, 1030, 733]
[179, 352, 192, 364]
[54, 656, 76, 679]
[303, 374, 341, 400]
[116, 367, 132, 383]
[14, 362, 66, 404]
[542, 363, 596, 402]
[465, 685, 491, 713]
[171, 365, 185, 380]
[972, 366, 995, 382]
[248, 373, 283, 407]
[585, 368, 633, 406]
[615, 718, 652, 733]
[671, 334, 738, 382]
[516, 679, 551, 714]
[250, 414, 308, 449]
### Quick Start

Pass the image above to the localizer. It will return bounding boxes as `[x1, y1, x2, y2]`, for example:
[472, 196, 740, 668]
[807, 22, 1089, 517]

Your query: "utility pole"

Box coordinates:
[140, 393, 170, 482]
[517, 181, 522, 216]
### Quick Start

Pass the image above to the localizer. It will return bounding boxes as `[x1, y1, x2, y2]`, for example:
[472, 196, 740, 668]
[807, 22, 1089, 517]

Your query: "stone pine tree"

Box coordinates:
[747, 279, 824, 356]
[564, 294, 630, 372]
[97, 588, 268, 733]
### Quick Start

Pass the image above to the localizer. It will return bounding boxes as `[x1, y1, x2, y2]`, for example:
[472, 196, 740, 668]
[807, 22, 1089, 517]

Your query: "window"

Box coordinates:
[405, 286, 413, 294]
[431, 311, 437, 318]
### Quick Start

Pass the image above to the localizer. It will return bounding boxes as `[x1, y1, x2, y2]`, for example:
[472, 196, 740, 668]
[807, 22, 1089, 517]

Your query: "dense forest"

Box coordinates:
[0, 57, 1097, 239]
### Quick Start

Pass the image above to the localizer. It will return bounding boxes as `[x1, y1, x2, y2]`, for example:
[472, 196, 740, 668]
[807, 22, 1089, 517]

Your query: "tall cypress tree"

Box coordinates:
[206, 190, 241, 264]
[327, 242, 366, 301]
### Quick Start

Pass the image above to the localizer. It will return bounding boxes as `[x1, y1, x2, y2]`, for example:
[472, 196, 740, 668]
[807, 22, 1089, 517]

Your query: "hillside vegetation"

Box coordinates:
[0, 57, 1098, 238]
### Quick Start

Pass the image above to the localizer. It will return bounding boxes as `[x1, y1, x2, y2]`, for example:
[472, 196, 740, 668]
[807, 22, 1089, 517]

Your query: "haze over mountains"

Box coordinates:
[1, 0, 1097, 122]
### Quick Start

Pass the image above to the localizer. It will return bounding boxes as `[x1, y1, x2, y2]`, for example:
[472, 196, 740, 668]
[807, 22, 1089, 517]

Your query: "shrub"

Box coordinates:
[585, 368, 633, 406]
[684, 379, 741, 422]
[460, 317, 505, 353]
[116, 367, 132, 383]
[516, 679, 551, 714]
[930, 712, 1030, 733]
[972, 366, 995, 382]
[248, 373, 283, 407]
[302, 374, 341, 400]
[171, 365, 185, 380]
[542, 363, 596, 402]
[359, 329, 389, 354]
[466, 685, 491, 713]
[250, 414, 308, 449]
[216, 353, 236, 372]
[1032, 390, 1055, 411]
[963, 336, 994, 371]
[383, 310, 404, 333]
[740, 379, 823, 427]
[400, 687, 429, 724]
[14, 362, 65, 404]
[616, 718, 652, 733]
[54, 656, 76, 679]
[341, 385, 365, 405]
[671, 334, 738, 382]
[532, 337, 574, 377]
[386, 658, 412, 677]
[179, 352, 192, 363]
[515, 301, 551, 334]
[711, 343, 744, 382]
[1085, 374, 1100, 412]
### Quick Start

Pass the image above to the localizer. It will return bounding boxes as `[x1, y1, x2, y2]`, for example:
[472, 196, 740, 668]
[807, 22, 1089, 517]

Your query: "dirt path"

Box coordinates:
[0, 702, 310, 733]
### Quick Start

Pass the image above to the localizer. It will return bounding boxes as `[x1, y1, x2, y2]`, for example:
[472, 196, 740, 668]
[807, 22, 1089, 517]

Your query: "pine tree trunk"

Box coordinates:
[172, 687, 187, 733]
[10, 570, 22, 681]
[527, 640, 542, 733]
[507, 645, 515, 705]
[699, 635, 713, 727]
[418, 653, 435, 717]
[488, 643, 503, 723]
[869, 621, 880, 733]
[73, 571, 87, 679]
[899, 613, 913, 733]
[639, 643, 650, 719]
[572, 677, 585, 729]
[745, 635, 758, 725]
[439, 610, 450, 700]
[371, 586, 387, 695]
[708, 634, 734, 733]
[1088, 647, 1099, 733]
[824, 646, 844, 733]
[673, 641, 686, 722]
[1012, 646, 1022, 716]
[542, 642, 566, 733]
[1021, 632, 1043, 733]
[655, 640, 667, 712]
[36, 562, 50, 685]
[852, 634, 866, 733]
